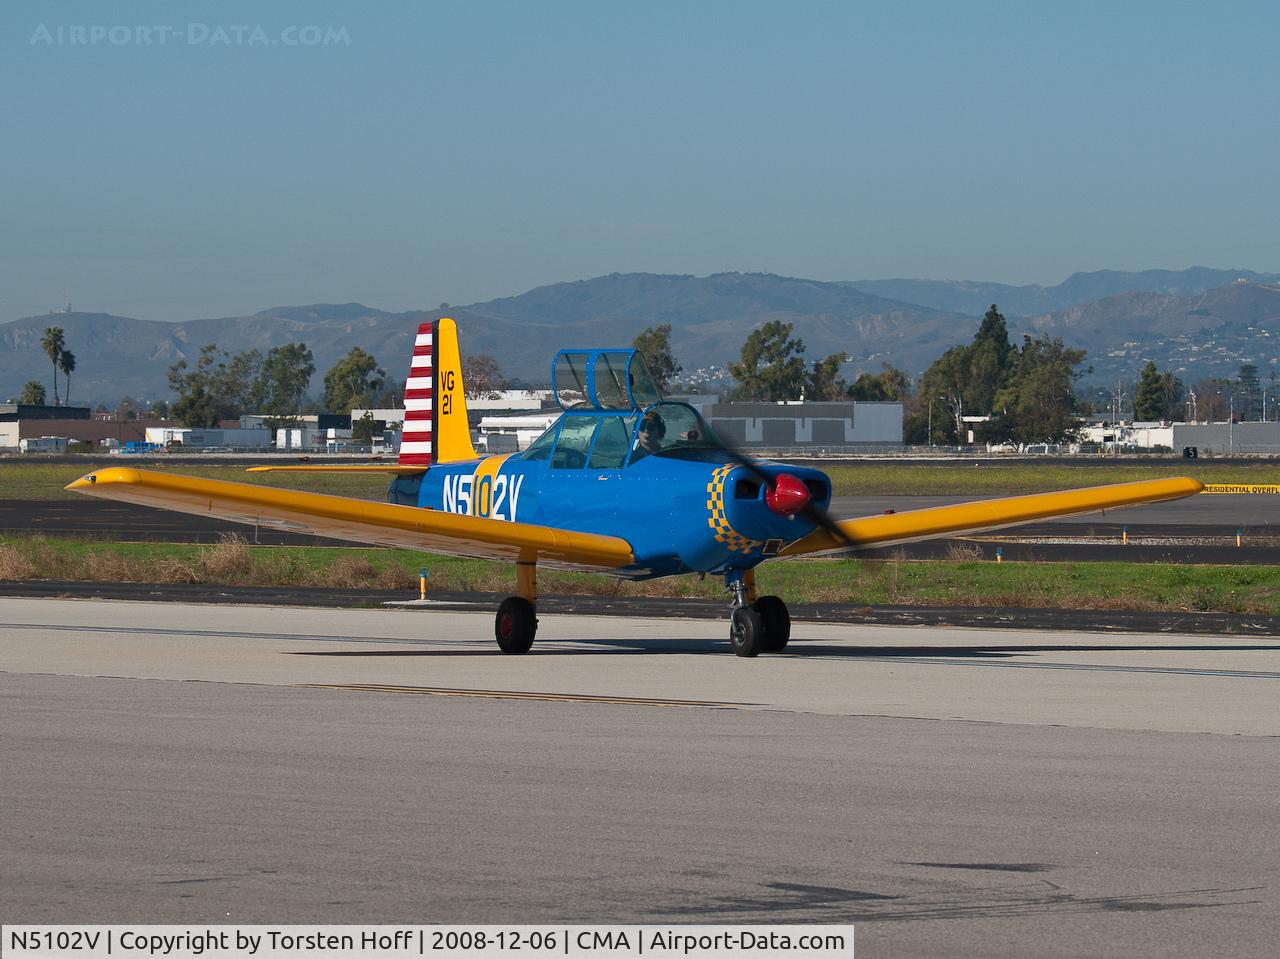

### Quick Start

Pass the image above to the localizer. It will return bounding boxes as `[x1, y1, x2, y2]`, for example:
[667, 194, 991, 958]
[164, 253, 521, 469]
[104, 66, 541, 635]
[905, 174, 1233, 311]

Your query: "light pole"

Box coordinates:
[928, 394, 947, 448]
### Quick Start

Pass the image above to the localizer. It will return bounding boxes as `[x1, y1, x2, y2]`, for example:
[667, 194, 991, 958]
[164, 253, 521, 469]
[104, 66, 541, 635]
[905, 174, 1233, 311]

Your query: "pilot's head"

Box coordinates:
[637, 411, 666, 451]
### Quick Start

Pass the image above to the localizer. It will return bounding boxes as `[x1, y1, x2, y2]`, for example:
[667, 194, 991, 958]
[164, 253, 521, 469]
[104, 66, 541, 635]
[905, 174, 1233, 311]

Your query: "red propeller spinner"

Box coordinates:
[765, 473, 812, 517]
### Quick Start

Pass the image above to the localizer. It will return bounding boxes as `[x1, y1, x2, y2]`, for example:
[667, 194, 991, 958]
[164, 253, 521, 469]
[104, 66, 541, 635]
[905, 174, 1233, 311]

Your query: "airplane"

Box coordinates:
[67, 318, 1203, 657]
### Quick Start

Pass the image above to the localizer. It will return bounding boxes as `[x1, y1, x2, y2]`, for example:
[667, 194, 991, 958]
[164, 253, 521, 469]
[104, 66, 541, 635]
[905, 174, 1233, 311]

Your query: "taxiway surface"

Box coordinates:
[3, 598, 1278, 958]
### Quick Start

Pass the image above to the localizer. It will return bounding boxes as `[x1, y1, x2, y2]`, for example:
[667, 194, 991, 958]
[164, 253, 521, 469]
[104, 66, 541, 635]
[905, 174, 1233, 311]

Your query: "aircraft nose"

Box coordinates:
[765, 473, 811, 517]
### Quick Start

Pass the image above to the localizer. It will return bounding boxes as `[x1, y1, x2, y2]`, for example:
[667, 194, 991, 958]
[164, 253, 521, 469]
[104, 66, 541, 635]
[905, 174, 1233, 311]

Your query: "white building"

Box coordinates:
[19, 436, 70, 453]
[468, 390, 553, 411]
[1077, 421, 1175, 450]
[352, 391, 552, 431]
[1076, 420, 1280, 454]
[477, 411, 560, 451]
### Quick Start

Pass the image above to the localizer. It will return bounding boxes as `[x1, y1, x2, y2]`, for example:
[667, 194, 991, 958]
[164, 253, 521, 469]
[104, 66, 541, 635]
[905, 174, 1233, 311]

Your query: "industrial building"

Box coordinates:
[474, 398, 904, 453]
[0, 404, 162, 450]
[1077, 420, 1280, 455]
[702, 400, 903, 451]
[1171, 422, 1280, 455]
[144, 427, 271, 449]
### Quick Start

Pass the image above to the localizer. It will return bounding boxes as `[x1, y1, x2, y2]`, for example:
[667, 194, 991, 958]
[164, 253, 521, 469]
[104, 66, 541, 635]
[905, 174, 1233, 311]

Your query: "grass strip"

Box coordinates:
[2, 535, 1278, 615]
[0, 461, 390, 501]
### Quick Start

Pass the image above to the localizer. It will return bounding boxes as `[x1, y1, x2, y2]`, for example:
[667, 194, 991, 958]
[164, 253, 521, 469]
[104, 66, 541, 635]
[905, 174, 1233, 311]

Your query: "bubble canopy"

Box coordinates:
[551, 349, 663, 411]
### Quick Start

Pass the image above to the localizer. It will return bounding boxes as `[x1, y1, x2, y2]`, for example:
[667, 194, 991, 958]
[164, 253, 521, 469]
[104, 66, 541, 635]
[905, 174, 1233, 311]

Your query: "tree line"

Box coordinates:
[1141, 361, 1277, 424]
[628, 307, 1257, 446]
[628, 308, 1087, 444]
[23, 316, 1265, 444]
[165, 342, 510, 428]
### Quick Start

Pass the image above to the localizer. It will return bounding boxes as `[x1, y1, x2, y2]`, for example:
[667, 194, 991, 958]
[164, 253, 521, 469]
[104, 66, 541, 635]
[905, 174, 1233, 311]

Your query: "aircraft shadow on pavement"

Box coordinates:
[289, 640, 1280, 659]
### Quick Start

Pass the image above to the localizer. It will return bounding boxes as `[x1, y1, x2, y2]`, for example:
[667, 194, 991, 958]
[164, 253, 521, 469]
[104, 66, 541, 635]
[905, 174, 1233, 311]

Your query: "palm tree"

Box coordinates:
[41, 327, 65, 405]
[59, 350, 77, 406]
[19, 380, 46, 405]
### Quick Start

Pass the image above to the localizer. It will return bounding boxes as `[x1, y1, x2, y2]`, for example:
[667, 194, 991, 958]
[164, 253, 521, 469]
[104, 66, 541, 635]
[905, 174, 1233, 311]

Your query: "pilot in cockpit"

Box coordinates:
[632, 411, 666, 460]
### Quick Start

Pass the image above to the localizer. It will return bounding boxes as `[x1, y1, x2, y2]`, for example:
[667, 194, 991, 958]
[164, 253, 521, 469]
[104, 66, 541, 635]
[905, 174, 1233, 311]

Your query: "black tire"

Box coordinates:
[729, 607, 765, 658]
[752, 595, 791, 652]
[495, 597, 537, 654]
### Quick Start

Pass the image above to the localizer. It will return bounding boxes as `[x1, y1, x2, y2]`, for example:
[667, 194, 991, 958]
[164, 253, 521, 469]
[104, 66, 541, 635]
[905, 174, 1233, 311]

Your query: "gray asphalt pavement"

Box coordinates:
[3, 599, 1279, 957]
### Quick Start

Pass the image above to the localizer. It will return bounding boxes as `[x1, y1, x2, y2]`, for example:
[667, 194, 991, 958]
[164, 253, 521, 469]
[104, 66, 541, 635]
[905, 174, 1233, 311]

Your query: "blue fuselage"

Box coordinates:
[389, 420, 832, 580]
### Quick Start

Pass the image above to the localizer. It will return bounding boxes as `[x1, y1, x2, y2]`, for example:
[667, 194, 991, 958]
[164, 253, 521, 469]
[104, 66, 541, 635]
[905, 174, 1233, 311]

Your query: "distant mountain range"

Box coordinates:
[845, 267, 1280, 317]
[3, 267, 1277, 404]
[1025, 280, 1280, 385]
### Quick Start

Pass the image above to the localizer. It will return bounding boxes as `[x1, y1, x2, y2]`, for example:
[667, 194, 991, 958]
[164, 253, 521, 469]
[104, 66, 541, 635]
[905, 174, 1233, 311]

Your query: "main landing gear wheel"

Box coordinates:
[495, 597, 537, 654]
[729, 606, 765, 658]
[752, 595, 791, 652]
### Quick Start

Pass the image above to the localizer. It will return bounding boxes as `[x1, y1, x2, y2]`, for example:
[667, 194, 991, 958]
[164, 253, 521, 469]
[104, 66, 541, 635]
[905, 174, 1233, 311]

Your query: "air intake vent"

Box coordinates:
[804, 479, 828, 501]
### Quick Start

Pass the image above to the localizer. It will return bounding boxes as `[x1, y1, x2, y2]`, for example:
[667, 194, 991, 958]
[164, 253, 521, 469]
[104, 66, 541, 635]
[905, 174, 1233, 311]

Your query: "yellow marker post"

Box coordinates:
[1123, 527, 1128, 545]
[995, 546, 1003, 563]
[1237, 529, 1243, 548]
[419, 567, 429, 600]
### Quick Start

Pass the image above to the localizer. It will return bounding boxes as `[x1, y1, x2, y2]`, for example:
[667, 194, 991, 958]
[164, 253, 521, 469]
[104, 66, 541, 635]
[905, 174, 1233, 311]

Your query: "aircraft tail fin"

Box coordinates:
[399, 317, 477, 466]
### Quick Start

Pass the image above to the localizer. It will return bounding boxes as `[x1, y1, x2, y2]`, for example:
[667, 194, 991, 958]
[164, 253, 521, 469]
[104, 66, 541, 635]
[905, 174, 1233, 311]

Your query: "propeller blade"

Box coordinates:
[720, 445, 775, 487]
[798, 499, 859, 552]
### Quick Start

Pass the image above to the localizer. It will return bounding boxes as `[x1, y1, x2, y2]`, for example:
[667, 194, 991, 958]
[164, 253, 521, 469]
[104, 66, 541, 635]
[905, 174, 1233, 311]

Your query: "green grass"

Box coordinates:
[2, 535, 1277, 615]
[0, 458, 1271, 500]
[0, 461, 389, 501]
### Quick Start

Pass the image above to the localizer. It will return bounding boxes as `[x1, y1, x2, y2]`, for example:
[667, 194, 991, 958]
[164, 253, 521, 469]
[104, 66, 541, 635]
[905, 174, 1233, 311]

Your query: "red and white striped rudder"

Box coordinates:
[399, 321, 435, 466]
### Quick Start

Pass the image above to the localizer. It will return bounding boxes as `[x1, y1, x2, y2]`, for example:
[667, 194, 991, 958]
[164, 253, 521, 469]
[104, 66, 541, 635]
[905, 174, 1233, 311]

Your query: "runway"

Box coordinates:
[3, 598, 1278, 957]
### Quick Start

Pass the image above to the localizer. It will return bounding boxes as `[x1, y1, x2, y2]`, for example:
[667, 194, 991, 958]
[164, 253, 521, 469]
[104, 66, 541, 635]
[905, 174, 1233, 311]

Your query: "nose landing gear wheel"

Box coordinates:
[495, 596, 537, 654]
[729, 606, 765, 657]
[752, 595, 791, 652]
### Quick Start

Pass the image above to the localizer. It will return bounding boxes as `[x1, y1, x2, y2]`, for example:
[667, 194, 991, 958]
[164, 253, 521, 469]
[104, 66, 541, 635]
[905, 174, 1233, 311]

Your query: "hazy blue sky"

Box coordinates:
[2, 1, 1277, 322]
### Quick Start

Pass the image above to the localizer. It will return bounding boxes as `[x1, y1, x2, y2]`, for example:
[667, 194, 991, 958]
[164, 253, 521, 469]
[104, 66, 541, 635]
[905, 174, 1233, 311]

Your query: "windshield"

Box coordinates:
[520, 418, 559, 462]
[628, 402, 728, 465]
[520, 411, 639, 469]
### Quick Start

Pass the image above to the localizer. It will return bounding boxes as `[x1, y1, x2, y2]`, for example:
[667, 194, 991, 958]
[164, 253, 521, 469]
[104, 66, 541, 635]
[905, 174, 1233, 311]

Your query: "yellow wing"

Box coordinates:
[780, 477, 1204, 557]
[66, 467, 633, 571]
[245, 465, 428, 474]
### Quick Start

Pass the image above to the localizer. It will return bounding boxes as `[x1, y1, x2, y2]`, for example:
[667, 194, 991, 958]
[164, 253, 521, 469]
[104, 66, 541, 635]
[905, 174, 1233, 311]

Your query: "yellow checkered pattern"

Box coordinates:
[706, 465, 762, 555]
